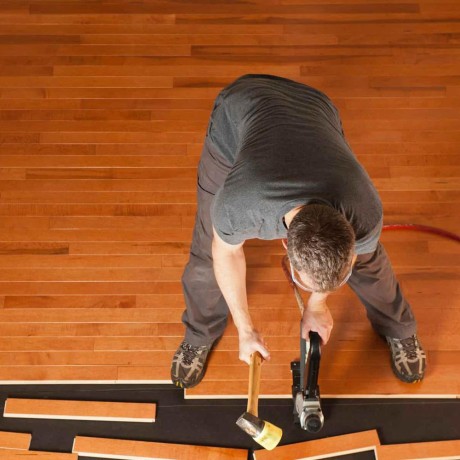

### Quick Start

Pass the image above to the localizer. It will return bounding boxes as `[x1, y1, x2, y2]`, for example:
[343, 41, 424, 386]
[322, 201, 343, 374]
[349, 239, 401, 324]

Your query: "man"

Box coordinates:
[171, 74, 426, 389]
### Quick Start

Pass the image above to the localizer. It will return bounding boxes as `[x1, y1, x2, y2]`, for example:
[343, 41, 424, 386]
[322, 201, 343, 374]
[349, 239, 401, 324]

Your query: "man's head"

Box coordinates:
[286, 204, 355, 293]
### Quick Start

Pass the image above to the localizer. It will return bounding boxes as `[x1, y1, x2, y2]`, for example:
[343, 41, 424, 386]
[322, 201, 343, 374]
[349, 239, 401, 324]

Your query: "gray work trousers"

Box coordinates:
[181, 137, 417, 347]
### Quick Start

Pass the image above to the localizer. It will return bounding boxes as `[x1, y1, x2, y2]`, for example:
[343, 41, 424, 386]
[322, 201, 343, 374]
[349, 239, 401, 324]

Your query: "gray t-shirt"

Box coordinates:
[209, 74, 383, 255]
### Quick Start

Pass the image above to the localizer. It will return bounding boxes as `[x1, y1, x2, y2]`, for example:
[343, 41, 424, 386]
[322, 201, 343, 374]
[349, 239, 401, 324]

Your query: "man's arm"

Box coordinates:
[301, 292, 333, 345]
[212, 226, 270, 364]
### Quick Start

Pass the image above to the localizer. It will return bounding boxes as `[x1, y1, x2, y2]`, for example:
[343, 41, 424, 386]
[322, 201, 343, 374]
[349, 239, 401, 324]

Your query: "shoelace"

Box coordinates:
[181, 342, 201, 366]
[399, 336, 419, 360]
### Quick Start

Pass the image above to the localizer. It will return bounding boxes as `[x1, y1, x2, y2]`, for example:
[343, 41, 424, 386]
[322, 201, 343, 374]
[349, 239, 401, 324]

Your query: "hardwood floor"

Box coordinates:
[0, 0, 458, 398]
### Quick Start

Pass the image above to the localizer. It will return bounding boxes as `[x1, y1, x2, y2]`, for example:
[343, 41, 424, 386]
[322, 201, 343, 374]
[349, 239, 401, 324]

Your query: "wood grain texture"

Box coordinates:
[253, 430, 380, 459]
[0, 0, 459, 399]
[377, 439, 460, 460]
[4, 398, 156, 422]
[72, 435, 248, 459]
[0, 430, 31, 449]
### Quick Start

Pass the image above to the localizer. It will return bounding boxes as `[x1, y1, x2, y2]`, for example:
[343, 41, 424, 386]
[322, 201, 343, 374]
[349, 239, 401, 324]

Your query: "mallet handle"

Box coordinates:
[247, 352, 263, 416]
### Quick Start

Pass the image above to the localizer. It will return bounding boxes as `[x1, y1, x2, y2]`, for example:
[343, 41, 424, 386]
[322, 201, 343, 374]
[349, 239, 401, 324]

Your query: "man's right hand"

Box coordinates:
[238, 329, 271, 365]
[302, 292, 333, 345]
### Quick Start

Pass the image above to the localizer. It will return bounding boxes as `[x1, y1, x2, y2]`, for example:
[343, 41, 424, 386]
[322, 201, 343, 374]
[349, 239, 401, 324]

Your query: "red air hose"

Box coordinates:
[382, 224, 460, 243]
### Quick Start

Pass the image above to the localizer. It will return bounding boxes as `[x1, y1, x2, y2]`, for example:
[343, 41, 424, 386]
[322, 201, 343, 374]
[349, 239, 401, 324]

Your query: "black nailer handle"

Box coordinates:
[300, 331, 321, 398]
[307, 331, 321, 398]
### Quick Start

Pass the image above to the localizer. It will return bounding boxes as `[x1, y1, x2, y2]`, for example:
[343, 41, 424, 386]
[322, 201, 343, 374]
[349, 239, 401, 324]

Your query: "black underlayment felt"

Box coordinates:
[0, 384, 459, 460]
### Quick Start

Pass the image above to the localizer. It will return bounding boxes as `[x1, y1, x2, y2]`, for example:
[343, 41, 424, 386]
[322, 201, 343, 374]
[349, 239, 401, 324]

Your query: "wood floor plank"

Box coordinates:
[0, 278, 458, 296]
[0, 430, 31, 449]
[0, 451, 76, 460]
[0, 254, 165, 269]
[2, 19, 460, 35]
[1, 263, 457, 283]
[253, 430, 380, 459]
[186, 378, 460, 399]
[0, 144, 188, 155]
[0, 23, 279, 34]
[1, 153, 459, 169]
[0, 366, 118, 382]
[0, 307, 457, 326]
[0, 351, 176, 366]
[72, 435, 248, 459]
[28, 2, 420, 15]
[0, 76, 174, 88]
[4, 398, 156, 422]
[1, 220, 458, 245]
[377, 439, 460, 460]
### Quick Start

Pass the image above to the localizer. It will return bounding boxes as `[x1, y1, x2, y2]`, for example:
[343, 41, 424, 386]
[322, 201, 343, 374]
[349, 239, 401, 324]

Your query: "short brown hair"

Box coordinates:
[287, 204, 355, 292]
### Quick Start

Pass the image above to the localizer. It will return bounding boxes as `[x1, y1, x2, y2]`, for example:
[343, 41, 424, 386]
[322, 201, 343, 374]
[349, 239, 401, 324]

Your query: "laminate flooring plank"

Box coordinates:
[377, 439, 460, 460]
[4, 398, 156, 422]
[253, 429, 380, 459]
[72, 435, 248, 459]
[0, 430, 31, 449]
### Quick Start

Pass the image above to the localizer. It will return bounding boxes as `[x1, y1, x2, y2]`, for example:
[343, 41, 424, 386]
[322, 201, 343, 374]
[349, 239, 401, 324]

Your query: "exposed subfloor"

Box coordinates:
[0, 384, 459, 459]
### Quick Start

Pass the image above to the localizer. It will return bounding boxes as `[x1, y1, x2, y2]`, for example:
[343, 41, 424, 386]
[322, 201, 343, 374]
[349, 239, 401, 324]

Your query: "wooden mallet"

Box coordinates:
[236, 352, 283, 450]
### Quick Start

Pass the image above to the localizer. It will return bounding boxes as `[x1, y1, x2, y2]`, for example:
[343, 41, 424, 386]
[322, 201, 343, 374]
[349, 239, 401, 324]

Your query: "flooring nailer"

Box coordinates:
[281, 252, 325, 433]
[291, 330, 324, 432]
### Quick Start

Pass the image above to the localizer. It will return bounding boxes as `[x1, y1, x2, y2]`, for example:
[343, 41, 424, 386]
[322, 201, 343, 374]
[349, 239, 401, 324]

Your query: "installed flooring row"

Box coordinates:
[0, 0, 459, 399]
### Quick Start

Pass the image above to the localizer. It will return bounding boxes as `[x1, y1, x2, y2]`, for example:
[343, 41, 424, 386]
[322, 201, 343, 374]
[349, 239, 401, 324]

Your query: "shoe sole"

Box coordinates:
[171, 337, 221, 389]
[389, 356, 424, 384]
[375, 332, 425, 384]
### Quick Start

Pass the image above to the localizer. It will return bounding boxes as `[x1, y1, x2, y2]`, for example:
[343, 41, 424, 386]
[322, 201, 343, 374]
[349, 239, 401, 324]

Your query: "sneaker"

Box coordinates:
[171, 340, 212, 389]
[385, 334, 426, 383]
